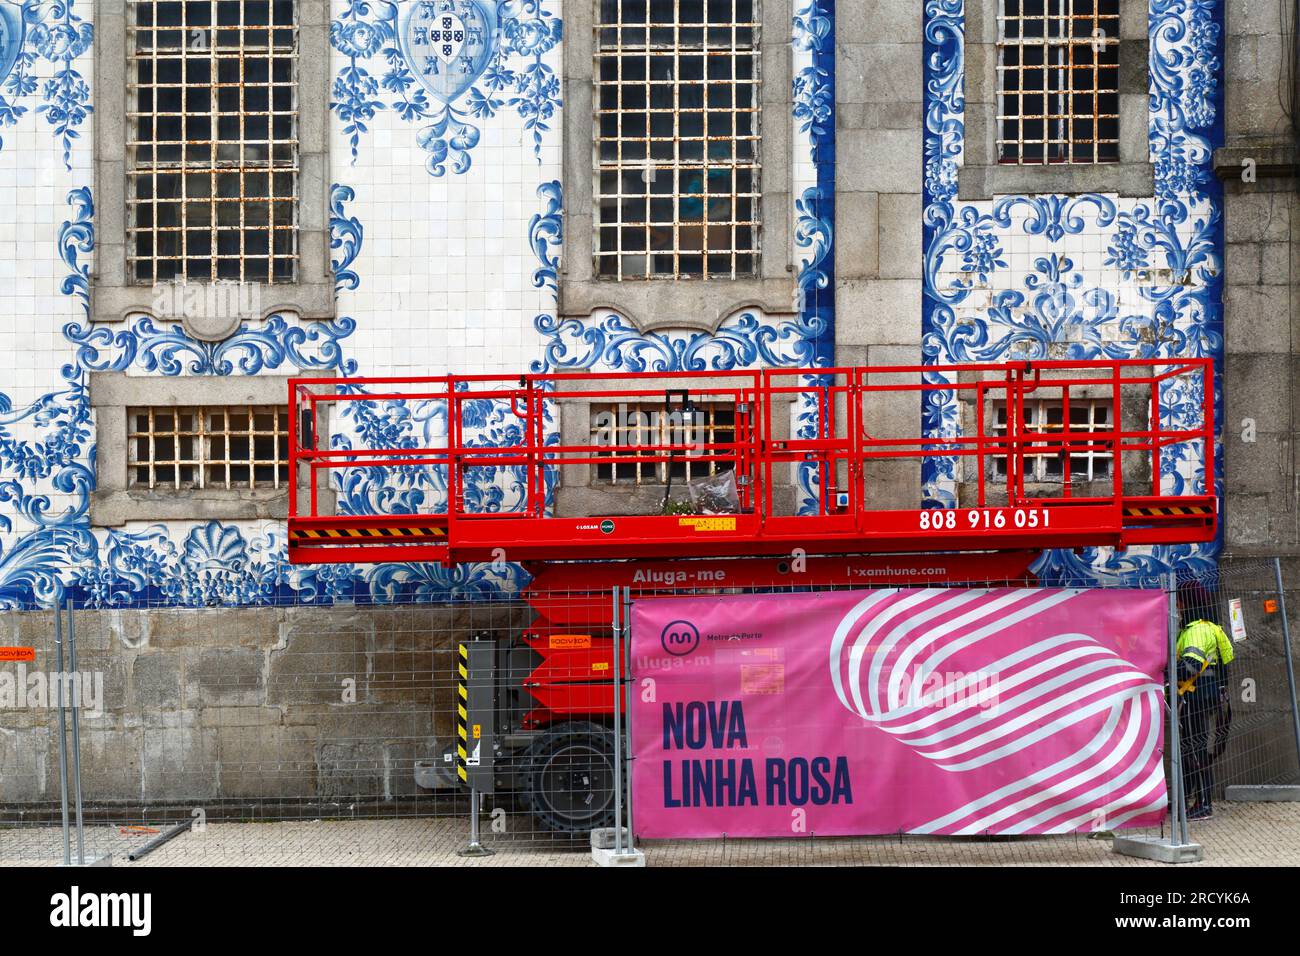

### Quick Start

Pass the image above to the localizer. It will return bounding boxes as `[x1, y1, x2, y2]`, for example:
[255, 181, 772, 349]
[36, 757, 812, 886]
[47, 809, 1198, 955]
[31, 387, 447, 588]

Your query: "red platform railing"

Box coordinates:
[286, 358, 1217, 565]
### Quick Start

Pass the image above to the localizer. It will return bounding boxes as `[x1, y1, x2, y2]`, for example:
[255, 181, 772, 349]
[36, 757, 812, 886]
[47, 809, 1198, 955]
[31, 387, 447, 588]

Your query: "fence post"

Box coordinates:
[67, 598, 85, 865]
[54, 602, 70, 867]
[1273, 557, 1300, 774]
[611, 585, 623, 855]
[591, 585, 644, 866]
[1164, 574, 1189, 848]
[51, 597, 111, 867]
[622, 587, 635, 845]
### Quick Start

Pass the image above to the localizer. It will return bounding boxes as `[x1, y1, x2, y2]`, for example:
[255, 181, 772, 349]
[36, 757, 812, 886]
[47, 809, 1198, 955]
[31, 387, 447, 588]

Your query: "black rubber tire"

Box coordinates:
[522, 721, 619, 834]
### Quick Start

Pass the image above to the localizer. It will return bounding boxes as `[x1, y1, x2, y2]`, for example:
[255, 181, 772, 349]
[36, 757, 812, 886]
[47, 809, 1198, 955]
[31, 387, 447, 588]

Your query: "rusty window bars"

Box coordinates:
[128, 404, 291, 490]
[126, 0, 299, 284]
[992, 397, 1114, 483]
[594, 0, 761, 280]
[997, 0, 1120, 165]
[590, 399, 737, 485]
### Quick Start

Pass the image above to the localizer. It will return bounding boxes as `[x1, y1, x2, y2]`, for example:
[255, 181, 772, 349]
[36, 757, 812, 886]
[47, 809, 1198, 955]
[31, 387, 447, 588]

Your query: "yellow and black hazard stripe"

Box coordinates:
[455, 643, 469, 783]
[290, 525, 446, 542]
[1124, 504, 1213, 519]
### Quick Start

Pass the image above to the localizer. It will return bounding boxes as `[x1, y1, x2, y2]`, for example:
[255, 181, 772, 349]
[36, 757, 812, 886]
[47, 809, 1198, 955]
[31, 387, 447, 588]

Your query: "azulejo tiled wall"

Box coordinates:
[0, 0, 837, 608]
[0, 1, 1223, 609]
[922, 0, 1224, 587]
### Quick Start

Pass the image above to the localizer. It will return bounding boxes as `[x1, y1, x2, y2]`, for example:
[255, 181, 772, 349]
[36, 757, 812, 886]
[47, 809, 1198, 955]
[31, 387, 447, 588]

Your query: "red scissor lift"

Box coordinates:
[286, 358, 1217, 830]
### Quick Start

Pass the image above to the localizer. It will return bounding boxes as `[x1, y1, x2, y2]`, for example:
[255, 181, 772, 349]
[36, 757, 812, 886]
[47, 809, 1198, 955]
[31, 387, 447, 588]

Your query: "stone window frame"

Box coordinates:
[92, 0, 335, 341]
[958, 1, 1154, 201]
[90, 372, 334, 525]
[560, 0, 799, 333]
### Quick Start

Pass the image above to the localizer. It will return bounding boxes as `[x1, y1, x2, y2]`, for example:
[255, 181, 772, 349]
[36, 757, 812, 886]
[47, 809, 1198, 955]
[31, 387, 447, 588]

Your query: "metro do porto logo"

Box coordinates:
[661, 620, 701, 657]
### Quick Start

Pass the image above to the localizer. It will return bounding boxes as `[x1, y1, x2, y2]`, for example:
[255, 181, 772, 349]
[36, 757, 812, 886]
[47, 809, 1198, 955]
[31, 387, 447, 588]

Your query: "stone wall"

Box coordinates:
[0, 603, 522, 812]
[834, 3, 924, 509]
[1218, 2, 1300, 554]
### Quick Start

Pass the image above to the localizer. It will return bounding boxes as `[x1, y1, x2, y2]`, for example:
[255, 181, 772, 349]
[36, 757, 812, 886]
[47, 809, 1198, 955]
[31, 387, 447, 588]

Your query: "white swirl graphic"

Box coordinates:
[829, 588, 1166, 835]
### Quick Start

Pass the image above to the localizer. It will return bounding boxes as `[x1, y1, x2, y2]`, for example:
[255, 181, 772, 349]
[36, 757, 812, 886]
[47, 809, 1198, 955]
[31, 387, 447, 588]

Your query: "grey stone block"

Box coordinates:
[838, 128, 924, 195]
[1225, 785, 1300, 802]
[836, 280, 922, 347]
[267, 609, 374, 707]
[145, 607, 282, 650]
[1224, 285, 1293, 353]
[836, 191, 880, 281]
[0, 726, 51, 802]
[317, 741, 389, 799]
[958, 162, 1155, 201]
[71, 655, 129, 715]
[1112, 834, 1204, 864]
[141, 724, 219, 801]
[878, 193, 923, 280]
[186, 648, 266, 707]
[837, 43, 922, 106]
[836, 2, 920, 45]
[98, 609, 152, 651]
[217, 724, 319, 799]
[132, 653, 182, 710]
[1224, 433, 1287, 496]
[69, 727, 144, 802]
[1224, 192, 1292, 243]
[1223, 242, 1263, 285]
[1225, 353, 1290, 425]
[1225, 492, 1279, 549]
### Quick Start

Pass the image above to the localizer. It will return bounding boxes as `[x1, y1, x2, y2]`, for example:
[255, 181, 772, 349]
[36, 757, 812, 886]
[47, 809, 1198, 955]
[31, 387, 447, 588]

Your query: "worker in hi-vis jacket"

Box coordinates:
[1175, 584, 1235, 821]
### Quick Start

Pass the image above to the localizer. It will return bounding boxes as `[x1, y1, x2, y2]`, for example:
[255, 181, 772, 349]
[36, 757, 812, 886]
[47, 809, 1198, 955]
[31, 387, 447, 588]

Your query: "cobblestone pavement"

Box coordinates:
[1, 801, 1297, 866]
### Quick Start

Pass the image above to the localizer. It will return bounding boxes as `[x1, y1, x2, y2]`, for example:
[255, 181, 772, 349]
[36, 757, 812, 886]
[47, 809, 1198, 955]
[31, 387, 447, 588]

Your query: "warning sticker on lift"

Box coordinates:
[549, 634, 592, 650]
[679, 516, 737, 532]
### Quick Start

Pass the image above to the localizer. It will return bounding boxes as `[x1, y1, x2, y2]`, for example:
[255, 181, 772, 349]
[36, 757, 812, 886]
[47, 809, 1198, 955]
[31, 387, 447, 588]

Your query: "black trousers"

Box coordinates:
[1179, 673, 1219, 810]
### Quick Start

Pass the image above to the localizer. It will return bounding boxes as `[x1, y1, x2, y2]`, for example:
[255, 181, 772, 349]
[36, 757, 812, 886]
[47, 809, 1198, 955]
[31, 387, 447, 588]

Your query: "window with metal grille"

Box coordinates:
[590, 401, 736, 484]
[128, 405, 290, 490]
[997, 0, 1119, 165]
[127, 0, 299, 284]
[991, 399, 1113, 482]
[594, 0, 760, 280]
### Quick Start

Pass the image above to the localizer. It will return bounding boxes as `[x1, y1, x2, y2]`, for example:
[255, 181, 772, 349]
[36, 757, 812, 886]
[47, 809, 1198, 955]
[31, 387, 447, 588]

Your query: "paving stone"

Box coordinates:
[2, 802, 1295, 867]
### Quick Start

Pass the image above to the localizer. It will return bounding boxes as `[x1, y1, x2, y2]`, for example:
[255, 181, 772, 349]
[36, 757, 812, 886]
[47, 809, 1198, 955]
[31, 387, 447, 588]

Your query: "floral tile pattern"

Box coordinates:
[921, 0, 1224, 586]
[0, 1, 1229, 607]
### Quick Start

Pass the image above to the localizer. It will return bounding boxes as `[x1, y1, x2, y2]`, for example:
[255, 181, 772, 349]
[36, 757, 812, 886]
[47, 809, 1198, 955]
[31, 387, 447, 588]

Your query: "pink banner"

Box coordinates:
[631, 588, 1168, 838]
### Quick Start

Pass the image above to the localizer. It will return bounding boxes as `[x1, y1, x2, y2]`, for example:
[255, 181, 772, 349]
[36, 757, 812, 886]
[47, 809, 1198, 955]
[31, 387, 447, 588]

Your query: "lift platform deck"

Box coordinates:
[285, 358, 1217, 566]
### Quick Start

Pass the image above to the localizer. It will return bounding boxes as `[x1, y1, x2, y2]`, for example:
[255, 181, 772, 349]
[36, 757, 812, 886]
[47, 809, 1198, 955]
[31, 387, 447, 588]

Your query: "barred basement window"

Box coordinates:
[991, 399, 1113, 482]
[127, 0, 299, 284]
[997, 0, 1119, 165]
[590, 401, 736, 484]
[128, 405, 291, 490]
[594, 0, 761, 280]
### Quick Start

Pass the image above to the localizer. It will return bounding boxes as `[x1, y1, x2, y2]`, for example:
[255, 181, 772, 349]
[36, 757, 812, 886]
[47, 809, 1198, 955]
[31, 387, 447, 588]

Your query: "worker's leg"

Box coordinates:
[1199, 672, 1222, 814]
[1178, 693, 1201, 812]
[1185, 689, 1212, 818]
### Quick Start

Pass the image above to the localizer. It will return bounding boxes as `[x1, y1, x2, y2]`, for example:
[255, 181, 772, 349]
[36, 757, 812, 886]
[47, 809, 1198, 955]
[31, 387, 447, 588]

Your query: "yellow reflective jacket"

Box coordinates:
[1176, 620, 1233, 695]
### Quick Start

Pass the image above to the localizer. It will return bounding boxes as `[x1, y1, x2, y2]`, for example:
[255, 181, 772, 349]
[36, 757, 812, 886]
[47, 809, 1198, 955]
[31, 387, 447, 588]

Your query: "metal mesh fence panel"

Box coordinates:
[0, 556, 1296, 865]
[1174, 558, 1300, 802]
